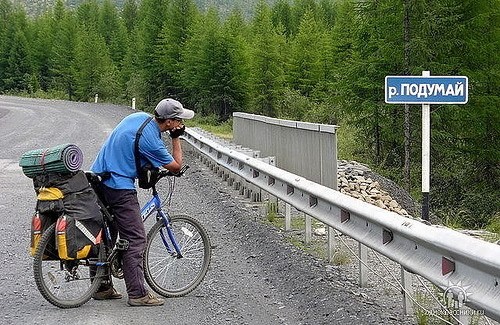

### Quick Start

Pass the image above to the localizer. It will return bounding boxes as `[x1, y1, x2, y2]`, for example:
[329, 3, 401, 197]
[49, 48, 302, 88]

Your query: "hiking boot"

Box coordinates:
[127, 292, 165, 307]
[93, 287, 123, 300]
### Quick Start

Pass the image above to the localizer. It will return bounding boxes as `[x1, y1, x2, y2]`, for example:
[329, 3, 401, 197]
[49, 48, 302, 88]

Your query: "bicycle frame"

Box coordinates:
[95, 183, 184, 268]
[140, 187, 183, 258]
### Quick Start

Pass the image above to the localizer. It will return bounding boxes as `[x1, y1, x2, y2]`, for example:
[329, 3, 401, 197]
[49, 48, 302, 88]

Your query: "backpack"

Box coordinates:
[135, 116, 160, 189]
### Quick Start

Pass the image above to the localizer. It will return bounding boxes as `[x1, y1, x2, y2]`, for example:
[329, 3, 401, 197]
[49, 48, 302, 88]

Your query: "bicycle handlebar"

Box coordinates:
[86, 165, 189, 188]
[159, 164, 190, 178]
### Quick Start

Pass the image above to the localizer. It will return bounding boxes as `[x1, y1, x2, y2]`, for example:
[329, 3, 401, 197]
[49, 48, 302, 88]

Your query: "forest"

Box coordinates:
[0, 0, 498, 231]
[18, 0, 262, 17]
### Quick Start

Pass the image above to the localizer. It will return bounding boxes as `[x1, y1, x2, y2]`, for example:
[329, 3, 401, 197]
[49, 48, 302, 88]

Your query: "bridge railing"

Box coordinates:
[233, 112, 338, 189]
[182, 128, 500, 322]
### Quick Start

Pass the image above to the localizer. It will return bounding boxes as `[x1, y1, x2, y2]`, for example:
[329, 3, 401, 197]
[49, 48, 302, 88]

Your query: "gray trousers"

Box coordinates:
[100, 185, 148, 299]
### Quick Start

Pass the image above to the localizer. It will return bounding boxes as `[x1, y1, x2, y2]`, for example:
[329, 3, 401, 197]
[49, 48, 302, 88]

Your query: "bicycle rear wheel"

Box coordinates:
[33, 223, 105, 308]
[144, 214, 211, 297]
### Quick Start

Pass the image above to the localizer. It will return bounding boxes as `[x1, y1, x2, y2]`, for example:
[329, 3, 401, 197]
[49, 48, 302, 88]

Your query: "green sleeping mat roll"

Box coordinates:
[19, 144, 84, 178]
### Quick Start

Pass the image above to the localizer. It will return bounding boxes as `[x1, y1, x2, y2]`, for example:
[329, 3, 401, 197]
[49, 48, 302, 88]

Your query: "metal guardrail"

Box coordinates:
[183, 128, 500, 322]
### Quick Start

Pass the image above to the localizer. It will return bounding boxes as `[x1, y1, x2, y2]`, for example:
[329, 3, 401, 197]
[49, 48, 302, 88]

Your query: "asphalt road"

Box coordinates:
[0, 95, 414, 325]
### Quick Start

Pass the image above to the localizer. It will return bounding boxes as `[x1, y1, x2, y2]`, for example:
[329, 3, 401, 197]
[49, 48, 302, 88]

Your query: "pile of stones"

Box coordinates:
[337, 160, 412, 217]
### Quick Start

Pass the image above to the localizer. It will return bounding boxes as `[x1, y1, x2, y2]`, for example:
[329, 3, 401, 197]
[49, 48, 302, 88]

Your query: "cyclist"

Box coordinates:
[90, 98, 194, 306]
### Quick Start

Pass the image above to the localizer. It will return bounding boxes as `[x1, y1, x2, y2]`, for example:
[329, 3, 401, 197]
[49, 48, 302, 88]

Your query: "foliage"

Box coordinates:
[486, 215, 500, 237]
[0, 0, 498, 229]
[190, 114, 233, 139]
[248, 0, 286, 117]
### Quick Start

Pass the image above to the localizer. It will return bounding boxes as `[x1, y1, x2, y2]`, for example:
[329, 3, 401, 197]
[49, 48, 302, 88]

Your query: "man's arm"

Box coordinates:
[163, 137, 183, 173]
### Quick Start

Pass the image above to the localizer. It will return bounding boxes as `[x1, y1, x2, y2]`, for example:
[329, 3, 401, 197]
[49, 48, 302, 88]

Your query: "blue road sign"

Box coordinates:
[385, 76, 468, 104]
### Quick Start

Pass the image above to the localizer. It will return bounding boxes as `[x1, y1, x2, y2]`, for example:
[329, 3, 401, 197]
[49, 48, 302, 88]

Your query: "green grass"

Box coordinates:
[331, 249, 351, 266]
[266, 201, 278, 222]
[486, 215, 500, 236]
[188, 114, 233, 139]
[262, 205, 352, 265]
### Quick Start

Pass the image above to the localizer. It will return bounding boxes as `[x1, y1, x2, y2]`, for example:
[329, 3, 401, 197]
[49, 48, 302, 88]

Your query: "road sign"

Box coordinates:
[385, 75, 468, 104]
[384, 71, 469, 221]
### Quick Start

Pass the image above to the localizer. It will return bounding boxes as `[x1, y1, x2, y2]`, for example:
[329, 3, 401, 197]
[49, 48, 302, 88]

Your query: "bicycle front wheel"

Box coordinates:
[144, 214, 211, 298]
[33, 223, 105, 308]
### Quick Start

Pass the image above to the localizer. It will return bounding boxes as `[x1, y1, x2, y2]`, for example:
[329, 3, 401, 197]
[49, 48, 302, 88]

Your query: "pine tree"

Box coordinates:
[248, 0, 286, 117]
[156, 0, 198, 99]
[0, 0, 14, 91]
[318, 0, 336, 30]
[417, 0, 500, 226]
[221, 8, 251, 114]
[30, 12, 56, 92]
[98, 0, 128, 68]
[271, 0, 293, 38]
[73, 26, 119, 101]
[337, 0, 406, 166]
[122, 0, 138, 34]
[2, 7, 33, 92]
[50, 6, 78, 99]
[76, 0, 100, 32]
[290, 0, 317, 36]
[288, 10, 325, 99]
[121, 28, 147, 106]
[136, 0, 170, 106]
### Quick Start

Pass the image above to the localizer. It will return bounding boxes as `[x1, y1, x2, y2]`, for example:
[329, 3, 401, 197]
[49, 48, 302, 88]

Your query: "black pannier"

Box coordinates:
[30, 171, 103, 260]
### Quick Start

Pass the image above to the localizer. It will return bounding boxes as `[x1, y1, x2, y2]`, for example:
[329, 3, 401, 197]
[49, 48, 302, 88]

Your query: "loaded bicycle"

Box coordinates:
[32, 165, 212, 308]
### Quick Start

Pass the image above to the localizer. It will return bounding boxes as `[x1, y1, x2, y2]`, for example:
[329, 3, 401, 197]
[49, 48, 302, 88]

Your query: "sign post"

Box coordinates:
[421, 71, 431, 222]
[385, 71, 468, 221]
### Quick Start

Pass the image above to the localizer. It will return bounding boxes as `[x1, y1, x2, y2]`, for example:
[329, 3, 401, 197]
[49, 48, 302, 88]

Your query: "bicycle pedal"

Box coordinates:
[115, 239, 129, 251]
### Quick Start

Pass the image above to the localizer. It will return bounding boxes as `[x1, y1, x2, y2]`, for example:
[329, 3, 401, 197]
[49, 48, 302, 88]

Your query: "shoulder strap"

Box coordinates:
[134, 116, 153, 174]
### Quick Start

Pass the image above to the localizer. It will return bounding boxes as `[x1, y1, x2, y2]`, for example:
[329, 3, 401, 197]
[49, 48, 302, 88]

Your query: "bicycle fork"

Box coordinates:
[158, 213, 183, 259]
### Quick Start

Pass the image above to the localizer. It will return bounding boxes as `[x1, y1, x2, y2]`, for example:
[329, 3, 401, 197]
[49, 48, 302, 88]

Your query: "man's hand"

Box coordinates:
[169, 125, 185, 139]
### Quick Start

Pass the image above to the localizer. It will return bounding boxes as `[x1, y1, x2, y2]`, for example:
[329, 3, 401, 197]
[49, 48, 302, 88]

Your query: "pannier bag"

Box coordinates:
[56, 214, 102, 260]
[30, 211, 58, 258]
[55, 183, 103, 260]
[21, 144, 103, 260]
[27, 169, 103, 259]
[30, 212, 43, 256]
[30, 186, 65, 257]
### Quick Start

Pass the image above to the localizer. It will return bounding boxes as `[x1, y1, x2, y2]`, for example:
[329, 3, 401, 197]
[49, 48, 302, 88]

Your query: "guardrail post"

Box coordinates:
[252, 188, 261, 202]
[285, 203, 291, 231]
[240, 180, 246, 196]
[328, 226, 336, 263]
[233, 174, 240, 190]
[267, 158, 278, 217]
[305, 214, 312, 244]
[359, 243, 368, 287]
[246, 184, 251, 198]
[401, 266, 413, 315]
